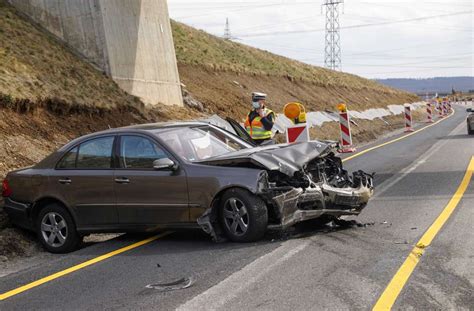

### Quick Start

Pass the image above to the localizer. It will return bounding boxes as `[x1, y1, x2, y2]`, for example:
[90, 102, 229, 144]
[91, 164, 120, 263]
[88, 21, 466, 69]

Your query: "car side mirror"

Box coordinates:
[153, 158, 177, 171]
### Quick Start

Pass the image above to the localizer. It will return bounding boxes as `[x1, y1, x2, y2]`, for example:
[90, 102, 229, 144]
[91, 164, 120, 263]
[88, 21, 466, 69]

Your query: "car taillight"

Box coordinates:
[2, 179, 12, 197]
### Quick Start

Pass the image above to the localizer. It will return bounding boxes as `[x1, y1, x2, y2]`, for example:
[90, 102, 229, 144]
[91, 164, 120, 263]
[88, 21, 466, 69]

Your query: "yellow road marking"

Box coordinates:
[342, 110, 454, 162]
[0, 231, 172, 301]
[372, 156, 474, 310]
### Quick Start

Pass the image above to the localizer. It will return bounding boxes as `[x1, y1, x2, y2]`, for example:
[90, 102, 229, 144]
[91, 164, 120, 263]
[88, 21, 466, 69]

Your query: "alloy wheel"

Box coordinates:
[223, 198, 249, 236]
[41, 212, 68, 247]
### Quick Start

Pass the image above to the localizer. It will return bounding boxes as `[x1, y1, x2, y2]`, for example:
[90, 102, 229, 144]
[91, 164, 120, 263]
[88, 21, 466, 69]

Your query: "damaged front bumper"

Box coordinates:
[270, 174, 374, 229]
[197, 170, 374, 241]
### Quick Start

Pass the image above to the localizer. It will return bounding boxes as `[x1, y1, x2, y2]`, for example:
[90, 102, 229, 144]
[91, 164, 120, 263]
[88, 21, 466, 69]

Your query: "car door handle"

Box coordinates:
[58, 178, 71, 185]
[114, 177, 130, 184]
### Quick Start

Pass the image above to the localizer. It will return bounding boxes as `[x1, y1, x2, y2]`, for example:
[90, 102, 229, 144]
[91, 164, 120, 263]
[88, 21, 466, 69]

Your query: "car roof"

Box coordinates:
[58, 121, 215, 151]
[92, 121, 214, 135]
[122, 121, 212, 131]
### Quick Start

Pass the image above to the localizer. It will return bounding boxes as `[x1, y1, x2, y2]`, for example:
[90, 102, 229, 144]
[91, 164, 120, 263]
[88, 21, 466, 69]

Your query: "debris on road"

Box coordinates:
[268, 217, 375, 241]
[331, 218, 375, 228]
[394, 240, 409, 245]
[145, 277, 195, 292]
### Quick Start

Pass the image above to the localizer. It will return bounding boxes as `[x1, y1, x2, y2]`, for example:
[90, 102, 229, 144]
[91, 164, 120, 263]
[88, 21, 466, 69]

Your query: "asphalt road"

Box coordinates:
[1, 105, 473, 310]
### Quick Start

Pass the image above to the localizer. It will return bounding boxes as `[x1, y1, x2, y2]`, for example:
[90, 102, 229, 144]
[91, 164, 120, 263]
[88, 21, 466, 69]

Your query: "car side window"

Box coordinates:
[76, 137, 115, 169]
[57, 147, 79, 169]
[120, 136, 167, 169]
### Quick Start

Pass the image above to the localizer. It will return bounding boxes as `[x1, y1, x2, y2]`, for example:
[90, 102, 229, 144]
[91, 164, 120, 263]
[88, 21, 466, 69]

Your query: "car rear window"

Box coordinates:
[57, 147, 78, 169]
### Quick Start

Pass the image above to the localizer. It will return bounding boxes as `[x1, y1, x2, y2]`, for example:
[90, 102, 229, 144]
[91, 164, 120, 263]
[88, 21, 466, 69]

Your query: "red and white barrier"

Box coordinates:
[426, 101, 433, 123]
[339, 110, 356, 153]
[404, 104, 414, 132]
[286, 124, 309, 143]
[438, 101, 444, 118]
[442, 101, 448, 116]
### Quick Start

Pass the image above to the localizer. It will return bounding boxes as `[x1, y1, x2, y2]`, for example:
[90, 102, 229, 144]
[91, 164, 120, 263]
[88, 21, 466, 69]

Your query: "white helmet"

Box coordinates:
[252, 92, 267, 102]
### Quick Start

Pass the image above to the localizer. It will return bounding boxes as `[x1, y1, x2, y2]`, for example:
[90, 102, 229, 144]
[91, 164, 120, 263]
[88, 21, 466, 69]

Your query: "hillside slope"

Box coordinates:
[172, 21, 419, 119]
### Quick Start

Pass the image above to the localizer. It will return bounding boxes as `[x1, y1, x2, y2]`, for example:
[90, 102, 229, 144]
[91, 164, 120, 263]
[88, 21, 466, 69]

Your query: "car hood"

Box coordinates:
[197, 141, 338, 176]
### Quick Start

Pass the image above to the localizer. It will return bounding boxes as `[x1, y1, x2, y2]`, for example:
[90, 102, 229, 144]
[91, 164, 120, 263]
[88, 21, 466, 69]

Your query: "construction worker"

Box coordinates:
[244, 92, 275, 145]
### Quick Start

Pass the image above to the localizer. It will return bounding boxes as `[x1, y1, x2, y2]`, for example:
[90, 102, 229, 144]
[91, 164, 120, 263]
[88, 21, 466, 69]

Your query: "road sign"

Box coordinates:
[286, 124, 309, 143]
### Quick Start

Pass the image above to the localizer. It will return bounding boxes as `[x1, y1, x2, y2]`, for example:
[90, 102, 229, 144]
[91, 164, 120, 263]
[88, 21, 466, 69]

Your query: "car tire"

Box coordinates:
[219, 188, 268, 242]
[468, 126, 474, 135]
[36, 203, 82, 253]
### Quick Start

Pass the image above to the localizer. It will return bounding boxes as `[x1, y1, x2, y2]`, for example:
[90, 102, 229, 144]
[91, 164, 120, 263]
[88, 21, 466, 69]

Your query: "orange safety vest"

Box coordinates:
[244, 108, 274, 140]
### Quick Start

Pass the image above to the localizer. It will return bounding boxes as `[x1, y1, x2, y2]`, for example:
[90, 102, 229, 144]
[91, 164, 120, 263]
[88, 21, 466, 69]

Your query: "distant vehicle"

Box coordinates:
[467, 108, 474, 135]
[2, 121, 374, 253]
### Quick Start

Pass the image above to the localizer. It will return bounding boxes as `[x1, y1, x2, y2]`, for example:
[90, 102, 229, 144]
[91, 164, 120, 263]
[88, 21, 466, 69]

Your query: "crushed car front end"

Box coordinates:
[197, 140, 374, 237]
[257, 160, 373, 229]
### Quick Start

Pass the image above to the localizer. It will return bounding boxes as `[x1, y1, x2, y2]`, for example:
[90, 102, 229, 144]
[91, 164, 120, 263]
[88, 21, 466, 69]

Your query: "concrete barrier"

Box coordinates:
[273, 102, 427, 133]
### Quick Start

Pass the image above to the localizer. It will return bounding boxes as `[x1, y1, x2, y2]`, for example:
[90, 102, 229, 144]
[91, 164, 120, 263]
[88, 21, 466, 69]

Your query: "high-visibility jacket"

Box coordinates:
[244, 108, 274, 140]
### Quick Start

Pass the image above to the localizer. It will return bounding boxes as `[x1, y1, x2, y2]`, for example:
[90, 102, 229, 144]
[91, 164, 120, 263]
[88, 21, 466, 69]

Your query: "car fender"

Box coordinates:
[189, 168, 268, 241]
[186, 163, 265, 209]
[31, 195, 79, 227]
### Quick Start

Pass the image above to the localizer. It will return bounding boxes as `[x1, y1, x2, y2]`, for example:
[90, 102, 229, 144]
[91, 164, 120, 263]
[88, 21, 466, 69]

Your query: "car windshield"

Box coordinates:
[154, 126, 249, 162]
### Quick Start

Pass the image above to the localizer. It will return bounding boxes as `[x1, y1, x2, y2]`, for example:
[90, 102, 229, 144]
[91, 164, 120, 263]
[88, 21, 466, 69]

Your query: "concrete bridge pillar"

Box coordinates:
[8, 0, 183, 107]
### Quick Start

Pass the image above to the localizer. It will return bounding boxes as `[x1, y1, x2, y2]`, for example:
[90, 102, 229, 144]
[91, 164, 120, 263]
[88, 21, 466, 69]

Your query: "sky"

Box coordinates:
[168, 0, 473, 79]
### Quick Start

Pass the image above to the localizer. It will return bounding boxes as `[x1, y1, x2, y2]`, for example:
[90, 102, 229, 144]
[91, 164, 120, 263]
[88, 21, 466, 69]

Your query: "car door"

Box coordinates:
[114, 134, 189, 225]
[225, 117, 256, 146]
[53, 136, 118, 228]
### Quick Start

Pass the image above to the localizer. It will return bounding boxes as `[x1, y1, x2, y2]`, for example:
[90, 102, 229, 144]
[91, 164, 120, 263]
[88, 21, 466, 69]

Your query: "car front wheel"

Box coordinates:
[219, 188, 268, 242]
[36, 203, 82, 253]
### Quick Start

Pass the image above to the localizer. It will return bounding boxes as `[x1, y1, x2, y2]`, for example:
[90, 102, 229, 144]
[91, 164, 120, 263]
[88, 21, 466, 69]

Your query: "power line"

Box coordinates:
[357, 66, 469, 75]
[237, 37, 471, 56]
[356, 1, 472, 14]
[235, 10, 472, 38]
[296, 52, 473, 67]
[232, 16, 315, 32]
[342, 12, 473, 31]
[358, 1, 473, 9]
[172, 2, 316, 20]
[343, 64, 471, 69]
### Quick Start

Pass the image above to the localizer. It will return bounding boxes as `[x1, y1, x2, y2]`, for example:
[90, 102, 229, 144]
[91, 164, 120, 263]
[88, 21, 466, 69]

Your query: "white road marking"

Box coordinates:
[374, 120, 466, 198]
[176, 239, 311, 311]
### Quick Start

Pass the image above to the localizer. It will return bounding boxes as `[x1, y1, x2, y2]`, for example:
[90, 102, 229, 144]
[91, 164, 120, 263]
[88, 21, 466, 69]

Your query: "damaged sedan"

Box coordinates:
[2, 121, 373, 253]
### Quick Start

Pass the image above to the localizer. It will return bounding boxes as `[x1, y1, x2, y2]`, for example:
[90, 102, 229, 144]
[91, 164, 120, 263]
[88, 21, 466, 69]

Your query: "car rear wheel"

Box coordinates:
[219, 188, 268, 242]
[36, 203, 82, 253]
